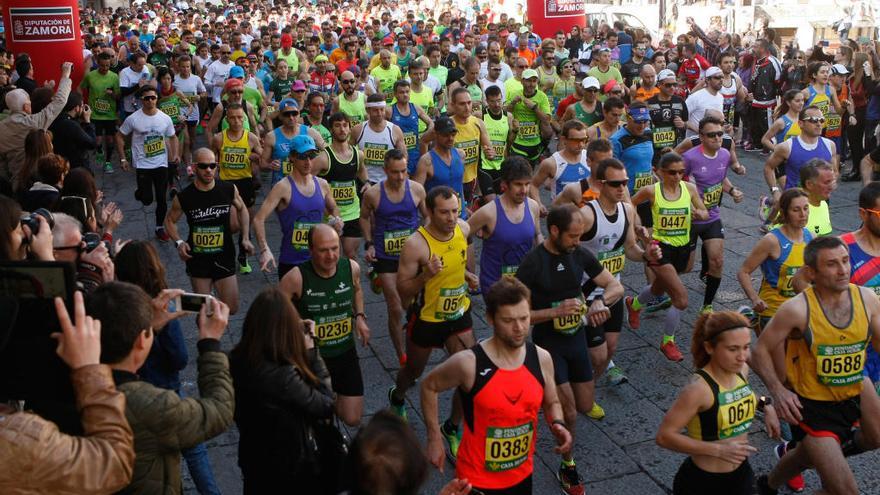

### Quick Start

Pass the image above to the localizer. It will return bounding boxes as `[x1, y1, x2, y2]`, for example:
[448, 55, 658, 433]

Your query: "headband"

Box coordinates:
[365, 101, 386, 108]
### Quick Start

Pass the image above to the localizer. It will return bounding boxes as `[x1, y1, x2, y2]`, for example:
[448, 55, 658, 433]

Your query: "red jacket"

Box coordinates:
[678, 55, 711, 90]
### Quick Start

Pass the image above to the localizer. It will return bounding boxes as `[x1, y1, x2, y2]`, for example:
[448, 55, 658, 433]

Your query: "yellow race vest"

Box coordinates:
[219, 129, 252, 181]
[417, 225, 471, 322]
[454, 116, 481, 184]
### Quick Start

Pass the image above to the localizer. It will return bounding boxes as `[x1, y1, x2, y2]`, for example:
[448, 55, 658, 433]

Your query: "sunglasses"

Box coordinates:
[229, 90, 244, 94]
[662, 82, 678, 87]
[703, 131, 724, 138]
[585, 88, 599, 92]
[802, 116, 825, 124]
[341, 79, 356, 83]
[221, 51, 231, 54]
[664, 168, 686, 176]
[601, 179, 629, 188]
[293, 151, 319, 160]
[141, 95, 157, 100]
[196, 162, 218, 170]
[54, 243, 84, 253]
[282, 111, 299, 117]
[861, 207, 880, 218]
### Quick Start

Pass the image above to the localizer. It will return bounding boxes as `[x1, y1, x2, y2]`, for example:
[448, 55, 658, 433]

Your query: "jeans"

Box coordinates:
[183, 442, 222, 495]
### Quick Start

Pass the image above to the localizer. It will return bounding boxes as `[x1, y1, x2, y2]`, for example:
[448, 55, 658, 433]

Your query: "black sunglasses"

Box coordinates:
[703, 131, 724, 138]
[293, 151, 319, 160]
[341, 79, 356, 83]
[601, 179, 629, 188]
[283, 111, 299, 117]
[141, 95, 158, 100]
[196, 162, 218, 170]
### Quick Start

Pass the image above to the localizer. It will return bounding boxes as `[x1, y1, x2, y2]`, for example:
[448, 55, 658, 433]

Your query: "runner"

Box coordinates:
[684, 66, 724, 139]
[586, 96, 623, 144]
[281, 224, 370, 427]
[508, 69, 552, 164]
[798, 159, 835, 237]
[580, 158, 662, 387]
[610, 102, 654, 197]
[333, 70, 368, 125]
[561, 76, 604, 128]
[421, 277, 573, 495]
[443, 87, 494, 206]
[387, 80, 433, 174]
[656, 311, 779, 495]
[647, 69, 689, 165]
[172, 54, 207, 173]
[752, 236, 880, 495]
[360, 149, 428, 366]
[253, 134, 342, 278]
[80, 50, 120, 174]
[627, 152, 709, 361]
[448, 56, 485, 117]
[211, 103, 262, 274]
[352, 93, 407, 184]
[164, 147, 252, 315]
[414, 116, 467, 208]
[761, 89, 804, 152]
[116, 85, 179, 242]
[801, 62, 845, 147]
[553, 139, 614, 208]
[530, 120, 590, 210]
[515, 204, 624, 495]
[764, 105, 838, 195]
[261, 98, 326, 186]
[478, 85, 515, 202]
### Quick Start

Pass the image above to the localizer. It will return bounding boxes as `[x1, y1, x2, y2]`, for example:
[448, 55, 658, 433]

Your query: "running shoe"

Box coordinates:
[774, 441, 805, 492]
[625, 296, 641, 330]
[103, 162, 114, 174]
[586, 402, 605, 420]
[737, 305, 759, 329]
[606, 365, 628, 385]
[239, 259, 252, 275]
[758, 195, 773, 223]
[660, 341, 684, 362]
[96, 151, 104, 164]
[556, 463, 585, 495]
[743, 143, 760, 152]
[756, 475, 778, 495]
[155, 227, 171, 243]
[644, 294, 672, 313]
[441, 420, 461, 459]
[700, 304, 713, 315]
[387, 386, 407, 421]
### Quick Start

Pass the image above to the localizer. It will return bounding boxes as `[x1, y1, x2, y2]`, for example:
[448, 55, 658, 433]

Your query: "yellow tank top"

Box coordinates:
[454, 116, 481, 184]
[417, 225, 471, 322]
[786, 284, 870, 401]
[409, 85, 435, 133]
[218, 129, 251, 181]
[686, 370, 756, 441]
[758, 228, 809, 317]
[652, 182, 691, 247]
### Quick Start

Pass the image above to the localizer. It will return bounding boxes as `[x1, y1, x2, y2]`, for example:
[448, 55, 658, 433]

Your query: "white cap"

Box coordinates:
[705, 66, 723, 78]
[582, 76, 600, 89]
[831, 63, 850, 75]
[657, 69, 676, 81]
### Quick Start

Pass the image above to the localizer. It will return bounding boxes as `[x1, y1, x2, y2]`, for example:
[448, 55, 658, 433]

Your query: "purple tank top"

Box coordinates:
[784, 137, 832, 190]
[683, 146, 731, 225]
[277, 175, 324, 265]
[479, 197, 535, 290]
[373, 180, 420, 260]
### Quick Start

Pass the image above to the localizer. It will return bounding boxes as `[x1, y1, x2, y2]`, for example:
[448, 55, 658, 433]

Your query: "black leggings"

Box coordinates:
[673, 457, 753, 495]
[135, 167, 171, 227]
[848, 107, 867, 172]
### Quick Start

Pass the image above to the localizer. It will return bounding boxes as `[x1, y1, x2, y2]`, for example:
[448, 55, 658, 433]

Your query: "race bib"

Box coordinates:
[403, 132, 417, 149]
[826, 113, 842, 135]
[634, 171, 653, 190]
[364, 144, 387, 168]
[457, 139, 479, 166]
[703, 183, 723, 209]
[291, 221, 316, 250]
[492, 141, 506, 158]
[281, 159, 293, 176]
[816, 342, 866, 386]
[94, 97, 112, 113]
[657, 207, 688, 237]
[717, 383, 755, 439]
[435, 283, 467, 321]
[778, 265, 799, 297]
[144, 134, 166, 158]
[382, 228, 413, 256]
[160, 102, 180, 120]
[519, 121, 538, 139]
[191, 225, 223, 254]
[551, 298, 585, 335]
[331, 180, 356, 206]
[314, 313, 353, 348]
[221, 146, 248, 169]
[501, 265, 518, 278]
[652, 127, 676, 148]
[485, 422, 533, 472]
[598, 247, 625, 276]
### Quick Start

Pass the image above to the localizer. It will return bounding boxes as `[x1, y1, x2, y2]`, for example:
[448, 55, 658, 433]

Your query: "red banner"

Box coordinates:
[10, 7, 76, 43]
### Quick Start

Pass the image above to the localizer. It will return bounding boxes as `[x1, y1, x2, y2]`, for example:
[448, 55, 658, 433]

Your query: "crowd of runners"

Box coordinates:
[2, 0, 880, 494]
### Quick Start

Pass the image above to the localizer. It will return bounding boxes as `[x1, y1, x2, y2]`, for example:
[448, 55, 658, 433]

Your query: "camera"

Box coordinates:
[82, 232, 103, 253]
[20, 208, 55, 241]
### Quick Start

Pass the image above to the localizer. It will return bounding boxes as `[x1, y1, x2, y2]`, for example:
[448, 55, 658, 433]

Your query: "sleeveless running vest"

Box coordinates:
[574, 100, 604, 127]
[219, 129, 252, 181]
[550, 150, 590, 199]
[277, 176, 325, 265]
[356, 121, 397, 183]
[841, 232, 880, 384]
[758, 227, 812, 317]
[807, 201, 832, 236]
[409, 85, 434, 133]
[581, 200, 627, 299]
[416, 225, 470, 322]
[454, 116, 482, 184]
[295, 258, 355, 358]
[686, 370, 756, 441]
[271, 125, 309, 184]
[787, 284, 869, 401]
[458, 343, 544, 490]
[720, 75, 739, 124]
[479, 197, 535, 290]
[426, 149, 466, 207]
[652, 182, 691, 247]
[158, 93, 184, 125]
[321, 145, 360, 222]
[339, 92, 367, 125]
[391, 103, 421, 173]
[373, 180, 420, 260]
[481, 111, 509, 171]
[784, 136, 833, 190]
[775, 114, 801, 144]
[178, 181, 234, 258]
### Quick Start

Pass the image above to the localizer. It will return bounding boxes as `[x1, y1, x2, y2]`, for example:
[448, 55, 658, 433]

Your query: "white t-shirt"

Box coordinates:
[119, 66, 152, 113]
[119, 109, 176, 169]
[480, 78, 507, 102]
[173, 74, 207, 122]
[479, 60, 514, 82]
[685, 89, 724, 138]
[203, 60, 235, 103]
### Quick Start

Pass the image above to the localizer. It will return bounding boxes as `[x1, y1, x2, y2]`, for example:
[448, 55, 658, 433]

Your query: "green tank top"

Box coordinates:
[158, 94, 184, 125]
[295, 259, 355, 358]
[277, 49, 299, 73]
[652, 181, 692, 247]
[482, 111, 509, 171]
[574, 101, 603, 127]
[339, 92, 367, 125]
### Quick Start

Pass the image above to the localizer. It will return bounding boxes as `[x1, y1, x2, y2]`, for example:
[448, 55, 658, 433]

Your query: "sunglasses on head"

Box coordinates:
[601, 179, 628, 188]
[703, 131, 724, 138]
[196, 162, 217, 170]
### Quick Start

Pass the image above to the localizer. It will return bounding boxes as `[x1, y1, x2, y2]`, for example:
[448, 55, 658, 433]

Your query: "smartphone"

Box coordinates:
[821, 40, 830, 47]
[176, 292, 214, 315]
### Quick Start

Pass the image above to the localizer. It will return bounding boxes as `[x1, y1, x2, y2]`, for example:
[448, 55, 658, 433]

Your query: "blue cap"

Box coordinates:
[278, 98, 299, 113]
[229, 66, 245, 79]
[629, 106, 651, 123]
[290, 134, 317, 155]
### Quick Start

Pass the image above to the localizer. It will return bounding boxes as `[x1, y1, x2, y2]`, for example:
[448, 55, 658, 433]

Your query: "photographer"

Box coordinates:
[0, 195, 53, 262]
[51, 213, 113, 293]
[49, 91, 98, 170]
[86, 281, 234, 494]
[0, 292, 135, 493]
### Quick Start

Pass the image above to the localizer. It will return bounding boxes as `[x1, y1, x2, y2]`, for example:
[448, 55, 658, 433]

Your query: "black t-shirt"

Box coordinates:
[515, 244, 603, 337]
[871, 146, 880, 165]
[646, 94, 689, 162]
[620, 59, 648, 87]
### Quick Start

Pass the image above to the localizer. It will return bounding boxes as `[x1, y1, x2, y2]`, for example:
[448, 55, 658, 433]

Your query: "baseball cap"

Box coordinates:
[314, 54, 329, 63]
[628, 106, 651, 123]
[657, 69, 676, 81]
[522, 68, 539, 80]
[290, 135, 318, 155]
[278, 98, 299, 113]
[582, 76, 600, 89]
[229, 66, 245, 79]
[224, 78, 244, 92]
[518, 26, 529, 34]
[281, 33, 293, 47]
[434, 116, 458, 134]
[382, 36, 394, 46]
[705, 66, 723, 78]
[831, 63, 850, 75]
[291, 80, 307, 92]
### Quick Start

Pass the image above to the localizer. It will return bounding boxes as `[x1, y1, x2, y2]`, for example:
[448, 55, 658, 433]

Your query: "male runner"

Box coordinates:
[507, 69, 552, 164]
[444, 87, 494, 205]
[261, 98, 326, 185]
[764, 105, 838, 195]
[561, 76, 604, 127]
[585, 96, 623, 143]
[799, 159, 835, 237]
[360, 149, 428, 366]
[254, 134, 342, 278]
[647, 69, 688, 165]
[387, 80, 433, 174]
[281, 224, 370, 427]
[211, 103, 262, 274]
[80, 51, 120, 173]
[479, 85, 515, 202]
[610, 102, 654, 196]
[530, 120, 590, 209]
[352, 93, 407, 184]
[313, 112, 368, 258]
[753, 236, 880, 495]
[165, 148, 252, 315]
[333, 70, 367, 125]
[553, 139, 614, 208]
[515, 204, 624, 495]
[414, 116, 467, 203]
[421, 277, 573, 495]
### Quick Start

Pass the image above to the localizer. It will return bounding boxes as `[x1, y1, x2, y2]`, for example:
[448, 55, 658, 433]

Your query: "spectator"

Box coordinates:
[0, 195, 52, 261]
[14, 56, 37, 95]
[14, 128, 54, 197]
[21, 153, 69, 212]
[50, 212, 114, 293]
[87, 281, 234, 495]
[49, 91, 97, 170]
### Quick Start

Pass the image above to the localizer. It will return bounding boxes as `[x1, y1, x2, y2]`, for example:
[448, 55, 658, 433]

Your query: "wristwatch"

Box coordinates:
[770, 186, 780, 194]
[175, 239, 185, 248]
